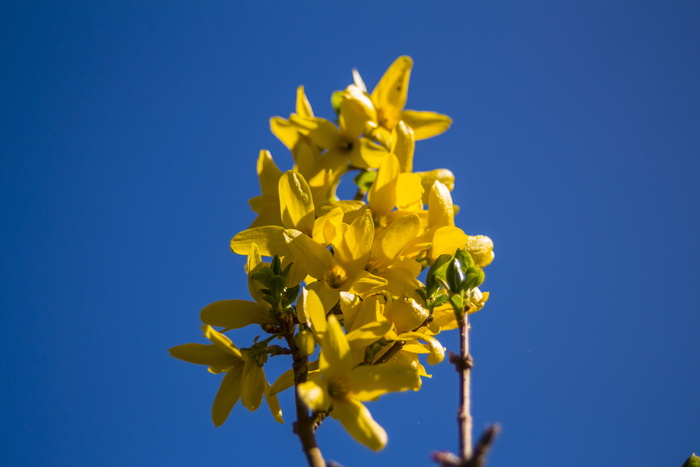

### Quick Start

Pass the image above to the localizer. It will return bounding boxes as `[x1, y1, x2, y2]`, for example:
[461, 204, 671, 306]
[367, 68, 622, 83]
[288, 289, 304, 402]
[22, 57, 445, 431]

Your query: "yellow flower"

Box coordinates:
[298, 315, 420, 451]
[284, 209, 386, 311]
[169, 325, 282, 426]
[355, 56, 453, 140]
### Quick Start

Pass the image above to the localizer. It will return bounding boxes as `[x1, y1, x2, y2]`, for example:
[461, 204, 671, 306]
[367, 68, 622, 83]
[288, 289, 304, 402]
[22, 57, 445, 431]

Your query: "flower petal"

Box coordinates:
[212, 362, 244, 426]
[200, 300, 275, 329]
[348, 363, 421, 401]
[428, 181, 455, 229]
[203, 325, 242, 359]
[431, 226, 468, 260]
[398, 332, 445, 365]
[240, 361, 265, 411]
[298, 380, 331, 412]
[231, 225, 290, 257]
[320, 315, 353, 377]
[284, 229, 335, 280]
[169, 343, 233, 369]
[391, 121, 415, 173]
[400, 110, 452, 140]
[332, 399, 387, 451]
[371, 56, 412, 131]
[279, 171, 315, 235]
[299, 287, 328, 340]
[296, 85, 314, 117]
[264, 382, 284, 423]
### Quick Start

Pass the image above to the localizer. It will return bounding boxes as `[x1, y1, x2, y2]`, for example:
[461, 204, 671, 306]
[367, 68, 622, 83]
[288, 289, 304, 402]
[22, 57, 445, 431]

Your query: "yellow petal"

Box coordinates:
[348, 363, 421, 401]
[348, 270, 388, 295]
[231, 225, 289, 257]
[368, 153, 399, 216]
[352, 68, 367, 92]
[168, 343, 234, 369]
[385, 297, 429, 333]
[320, 315, 353, 377]
[312, 206, 344, 246]
[284, 229, 335, 280]
[240, 361, 265, 411]
[296, 85, 314, 118]
[431, 226, 468, 260]
[371, 56, 412, 131]
[300, 287, 328, 340]
[391, 121, 415, 173]
[428, 181, 455, 229]
[200, 300, 275, 329]
[350, 138, 390, 170]
[256, 150, 283, 195]
[279, 171, 315, 235]
[373, 213, 420, 262]
[270, 368, 295, 396]
[203, 325, 242, 359]
[417, 169, 454, 204]
[399, 110, 452, 140]
[307, 280, 341, 314]
[298, 380, 331, 412]
[339, 86, 377, 139]
[264, 382, 284, 423]
[212, 362, 244, 426]
[270, 117, 299, 150]
[395, 173, 423, 211]
[346, 321, 393, 350]
[335, 209, 373, 273]
[332, 399, 387, 451]
[398, 332, 445, 365]
[289, 115, 340, 150]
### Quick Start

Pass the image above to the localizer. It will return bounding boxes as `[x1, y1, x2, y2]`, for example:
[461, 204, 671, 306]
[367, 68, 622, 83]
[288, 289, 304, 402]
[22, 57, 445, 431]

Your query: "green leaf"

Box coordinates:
[331, 90, 344, 114]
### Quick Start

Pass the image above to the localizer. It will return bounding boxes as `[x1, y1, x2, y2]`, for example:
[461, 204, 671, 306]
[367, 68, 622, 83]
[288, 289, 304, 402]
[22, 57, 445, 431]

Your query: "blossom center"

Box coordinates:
[324, 264, 348, 289]
[327, 375, 350, 401]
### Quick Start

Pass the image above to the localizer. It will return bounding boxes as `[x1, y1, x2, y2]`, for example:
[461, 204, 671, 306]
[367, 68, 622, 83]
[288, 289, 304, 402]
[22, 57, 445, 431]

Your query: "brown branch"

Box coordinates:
[372, 340, 405, 365]
[280, 314, 326, 467]
[432, 313, 499, 467]
[432, 425, 500, 467]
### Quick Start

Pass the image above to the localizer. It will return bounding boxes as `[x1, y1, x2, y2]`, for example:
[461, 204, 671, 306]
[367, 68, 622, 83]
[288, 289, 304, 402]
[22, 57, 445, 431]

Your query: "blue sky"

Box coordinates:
[2, 1, 699, 466]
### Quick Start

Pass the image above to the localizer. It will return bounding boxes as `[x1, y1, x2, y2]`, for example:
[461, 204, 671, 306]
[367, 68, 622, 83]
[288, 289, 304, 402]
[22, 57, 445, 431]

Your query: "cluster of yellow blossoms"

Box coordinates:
[170, 56, 494, 452]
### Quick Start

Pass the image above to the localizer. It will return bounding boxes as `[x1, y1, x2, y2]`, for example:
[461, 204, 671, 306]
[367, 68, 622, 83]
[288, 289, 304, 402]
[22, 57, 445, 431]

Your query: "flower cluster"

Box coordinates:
[170, 56, 494, 452]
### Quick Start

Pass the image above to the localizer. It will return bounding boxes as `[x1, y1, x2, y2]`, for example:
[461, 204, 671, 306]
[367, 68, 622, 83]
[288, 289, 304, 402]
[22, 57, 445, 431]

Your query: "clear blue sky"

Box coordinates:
[2, 2, 699, 466]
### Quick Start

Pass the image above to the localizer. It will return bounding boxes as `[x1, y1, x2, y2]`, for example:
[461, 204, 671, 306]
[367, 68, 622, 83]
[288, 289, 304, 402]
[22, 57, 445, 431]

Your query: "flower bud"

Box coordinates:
[295, 329, 316, 357]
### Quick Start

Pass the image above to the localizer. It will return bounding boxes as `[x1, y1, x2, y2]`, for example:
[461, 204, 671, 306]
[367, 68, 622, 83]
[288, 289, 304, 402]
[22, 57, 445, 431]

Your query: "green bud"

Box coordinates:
[250, 267, 274, 287]
[426, 254, 452, 296]
[268, 275, 287, 300]
[283, 284, 301, 306]
[270, 255, 283, 276]
[446, 256, 467, 294]
[454, 248, 475, 268]
[464, 266, 485, 289]
[331, 90, 344, 115]
[353, 170, 377, 192]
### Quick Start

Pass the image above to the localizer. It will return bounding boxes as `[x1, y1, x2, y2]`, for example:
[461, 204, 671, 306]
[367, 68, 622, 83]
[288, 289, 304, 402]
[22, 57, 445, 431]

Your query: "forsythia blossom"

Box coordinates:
[171, 56, 494, 454]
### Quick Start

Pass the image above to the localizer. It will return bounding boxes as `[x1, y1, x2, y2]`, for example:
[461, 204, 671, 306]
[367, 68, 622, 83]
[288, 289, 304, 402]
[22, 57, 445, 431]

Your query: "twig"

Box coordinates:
[432, 313, 499, 467]
[280, 314, 326, 467]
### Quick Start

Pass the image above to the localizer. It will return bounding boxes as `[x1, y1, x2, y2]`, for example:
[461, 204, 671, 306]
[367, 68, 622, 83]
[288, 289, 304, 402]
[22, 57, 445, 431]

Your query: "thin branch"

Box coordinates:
[433, 313, 499, 467]
[280, 314, 326, 467]
[372, 340, 405, 365]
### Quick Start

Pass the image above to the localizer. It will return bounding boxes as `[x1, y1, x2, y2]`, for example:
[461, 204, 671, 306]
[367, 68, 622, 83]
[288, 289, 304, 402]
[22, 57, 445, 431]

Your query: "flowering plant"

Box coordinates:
[170, 56, 496, 466]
